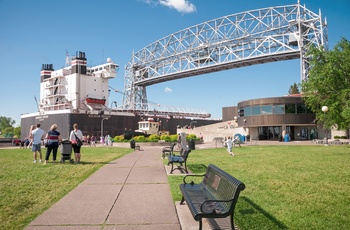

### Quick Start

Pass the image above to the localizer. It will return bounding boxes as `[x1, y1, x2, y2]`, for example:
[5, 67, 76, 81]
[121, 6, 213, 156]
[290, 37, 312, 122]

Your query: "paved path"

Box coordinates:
[26, 146, 183, 230]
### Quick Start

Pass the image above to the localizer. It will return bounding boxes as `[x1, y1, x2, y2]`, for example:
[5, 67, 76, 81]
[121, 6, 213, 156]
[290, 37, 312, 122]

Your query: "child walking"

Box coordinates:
[225, 136, 234, 156]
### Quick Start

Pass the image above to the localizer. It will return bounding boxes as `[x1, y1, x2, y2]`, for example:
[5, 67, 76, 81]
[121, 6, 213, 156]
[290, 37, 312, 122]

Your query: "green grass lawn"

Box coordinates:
[0, 146, 132, 230]
[167, 145, 350, 230]
[1, 145, 350, 229]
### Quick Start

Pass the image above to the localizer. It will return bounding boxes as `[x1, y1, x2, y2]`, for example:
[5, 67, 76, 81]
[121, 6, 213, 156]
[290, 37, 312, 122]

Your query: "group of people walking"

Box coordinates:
[29, 123, 83, 164]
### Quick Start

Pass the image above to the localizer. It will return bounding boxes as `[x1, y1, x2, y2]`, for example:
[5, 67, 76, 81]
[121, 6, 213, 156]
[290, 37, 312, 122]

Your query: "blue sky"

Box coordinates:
[1, 0, 350, 126]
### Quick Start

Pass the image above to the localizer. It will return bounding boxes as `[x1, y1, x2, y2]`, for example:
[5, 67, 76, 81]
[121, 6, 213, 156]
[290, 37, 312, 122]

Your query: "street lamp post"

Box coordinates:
[321, 106, 329, 145]
[189, 121, 197, 129]
[110, 101, 117, 109]
[101, 117, 108, 139]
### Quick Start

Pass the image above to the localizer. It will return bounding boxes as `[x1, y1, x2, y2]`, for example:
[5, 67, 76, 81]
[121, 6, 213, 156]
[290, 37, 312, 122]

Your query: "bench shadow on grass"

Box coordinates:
[188, 163, 208, 173]
[237, 196, 288, 229]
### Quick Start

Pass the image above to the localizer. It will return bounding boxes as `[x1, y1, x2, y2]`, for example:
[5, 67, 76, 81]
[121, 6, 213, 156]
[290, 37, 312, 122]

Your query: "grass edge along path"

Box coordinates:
[167, 145, 350, 230]
[0, 147, 132, 229]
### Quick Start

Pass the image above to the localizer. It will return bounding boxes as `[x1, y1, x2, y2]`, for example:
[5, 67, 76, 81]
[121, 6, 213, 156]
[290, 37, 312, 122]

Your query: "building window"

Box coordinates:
[261, 105, 272, 115]
[285, 104, 296, 114]
[244, 106, 252, 116]
[273, 104, 285, 114]
[252, 106, 260, 115]
[296, 104, 307, 114]
[239, 108, 244, 117]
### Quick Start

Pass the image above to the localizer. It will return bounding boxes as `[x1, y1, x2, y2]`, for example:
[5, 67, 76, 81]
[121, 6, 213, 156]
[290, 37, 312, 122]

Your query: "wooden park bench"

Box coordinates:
[167, 147, 191, 174]
[179, 164, 245, 230]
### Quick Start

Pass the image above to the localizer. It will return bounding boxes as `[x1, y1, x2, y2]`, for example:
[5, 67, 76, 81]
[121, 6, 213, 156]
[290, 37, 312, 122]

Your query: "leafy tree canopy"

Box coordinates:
[301, 38, 350, 131]
[0, 116, 15, 132]
[0, 116, 21, 137]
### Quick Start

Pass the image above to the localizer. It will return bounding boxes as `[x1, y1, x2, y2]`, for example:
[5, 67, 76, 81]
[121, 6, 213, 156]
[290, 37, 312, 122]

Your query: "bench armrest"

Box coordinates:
[183, 174, 206, 185]
[200, 199, 233, 214]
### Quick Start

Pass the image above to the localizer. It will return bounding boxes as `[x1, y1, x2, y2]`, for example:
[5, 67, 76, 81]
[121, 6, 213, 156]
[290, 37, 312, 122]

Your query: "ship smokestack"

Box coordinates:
[71, 51, 87, 74]
[40, 64, 54, 82]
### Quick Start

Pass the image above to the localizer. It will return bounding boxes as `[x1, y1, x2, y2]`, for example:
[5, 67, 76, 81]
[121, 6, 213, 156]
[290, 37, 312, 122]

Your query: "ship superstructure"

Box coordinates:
[21, 51, 218, 140]
[39, 51, 118, 114]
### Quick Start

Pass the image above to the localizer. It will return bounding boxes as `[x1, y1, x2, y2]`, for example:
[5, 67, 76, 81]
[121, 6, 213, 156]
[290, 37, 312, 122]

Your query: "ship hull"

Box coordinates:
[21, 112, 219, 140]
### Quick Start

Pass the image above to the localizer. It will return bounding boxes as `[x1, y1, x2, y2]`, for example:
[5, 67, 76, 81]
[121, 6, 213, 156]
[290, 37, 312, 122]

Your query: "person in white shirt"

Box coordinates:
[225, 136, 234, 156]
[30, 124, 45, 163]
[69, 123, 83, 163]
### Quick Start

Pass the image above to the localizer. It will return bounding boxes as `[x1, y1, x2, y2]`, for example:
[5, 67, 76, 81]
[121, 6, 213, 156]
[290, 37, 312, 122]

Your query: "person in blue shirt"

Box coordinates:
[44, 124, 62, 164]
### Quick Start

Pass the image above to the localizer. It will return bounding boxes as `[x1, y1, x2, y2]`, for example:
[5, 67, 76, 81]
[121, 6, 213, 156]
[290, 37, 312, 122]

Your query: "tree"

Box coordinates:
[2, 127, 14, 138]
[288, 83, 300, 95]
[301, 38, 350, 133]
[0, 116, 15, 136]
[14, 126, 21, 138]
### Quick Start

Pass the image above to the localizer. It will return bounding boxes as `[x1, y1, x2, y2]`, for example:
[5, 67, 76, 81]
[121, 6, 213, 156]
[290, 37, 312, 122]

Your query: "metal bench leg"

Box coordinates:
[180, 196, 185, 205]
[230, 214, 234, 230]
[199, 219, 203, 230]
[184, 162, 188, 173]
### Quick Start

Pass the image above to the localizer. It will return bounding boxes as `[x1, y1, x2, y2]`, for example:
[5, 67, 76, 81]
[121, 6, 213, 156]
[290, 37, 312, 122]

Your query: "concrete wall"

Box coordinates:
[177, 119, 248, 143]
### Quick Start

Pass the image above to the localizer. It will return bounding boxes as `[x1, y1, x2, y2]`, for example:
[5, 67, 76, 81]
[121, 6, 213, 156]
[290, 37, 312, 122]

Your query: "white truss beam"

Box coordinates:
[122, 3, 328, 117]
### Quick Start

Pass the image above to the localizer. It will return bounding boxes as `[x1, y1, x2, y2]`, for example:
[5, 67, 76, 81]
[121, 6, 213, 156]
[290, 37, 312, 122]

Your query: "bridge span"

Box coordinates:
[122, 2, 328, 117]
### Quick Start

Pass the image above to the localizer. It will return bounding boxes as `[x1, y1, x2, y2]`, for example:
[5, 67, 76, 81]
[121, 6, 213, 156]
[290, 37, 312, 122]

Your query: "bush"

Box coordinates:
[186, 134, 198, 140]
[113, 135, 124, 142]
[133, 136, 146, 142]
[334, 135, 347, 139]
[148, 134, 160, 142]
[170, 134, 178, 142]
[160, 134, 172, 142]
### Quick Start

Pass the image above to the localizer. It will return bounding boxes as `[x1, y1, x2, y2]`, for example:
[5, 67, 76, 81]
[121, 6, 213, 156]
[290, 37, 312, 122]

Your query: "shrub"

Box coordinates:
[160, 134, 172, 142]
[134, 136, 146, 142]
[334, 135, 347, 139]
[148, 134, 160, 142]
[170, 134, 178, 142]
[186, 134, 198, 140]
[113, 135, 124, 142]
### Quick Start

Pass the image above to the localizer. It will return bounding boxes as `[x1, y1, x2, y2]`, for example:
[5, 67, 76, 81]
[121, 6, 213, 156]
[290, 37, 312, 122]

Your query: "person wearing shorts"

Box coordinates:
[69, 123, 83, 163]
[30, 124, 45, 163]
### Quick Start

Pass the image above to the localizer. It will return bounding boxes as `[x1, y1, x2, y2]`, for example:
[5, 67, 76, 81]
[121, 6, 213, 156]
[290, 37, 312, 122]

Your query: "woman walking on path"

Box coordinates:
[69, 123, 83, 163]
[44, 124, 62, 164]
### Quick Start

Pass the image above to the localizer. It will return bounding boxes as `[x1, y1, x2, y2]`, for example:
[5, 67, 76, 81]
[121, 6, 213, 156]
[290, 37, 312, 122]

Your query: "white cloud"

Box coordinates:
[142, 0, 196, 14]
[164, 87, 173, 93]
[160, 0, 196, 13]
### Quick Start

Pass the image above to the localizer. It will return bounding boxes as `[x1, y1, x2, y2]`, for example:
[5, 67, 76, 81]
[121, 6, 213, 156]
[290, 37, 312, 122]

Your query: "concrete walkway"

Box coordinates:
[26, 146, 186, 230]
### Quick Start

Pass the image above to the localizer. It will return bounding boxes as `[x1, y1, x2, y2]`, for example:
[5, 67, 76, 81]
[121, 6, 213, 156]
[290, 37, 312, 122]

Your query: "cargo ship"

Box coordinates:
[21, 51, 218, 140]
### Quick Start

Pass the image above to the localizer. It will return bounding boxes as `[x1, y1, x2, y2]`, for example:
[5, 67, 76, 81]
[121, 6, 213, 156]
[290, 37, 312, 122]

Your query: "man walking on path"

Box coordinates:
[30, 124, 45, 163]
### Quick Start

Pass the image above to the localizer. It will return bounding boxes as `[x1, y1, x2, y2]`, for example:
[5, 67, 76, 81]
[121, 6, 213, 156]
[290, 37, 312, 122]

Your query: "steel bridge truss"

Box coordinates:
[122, 3, 328, 116]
